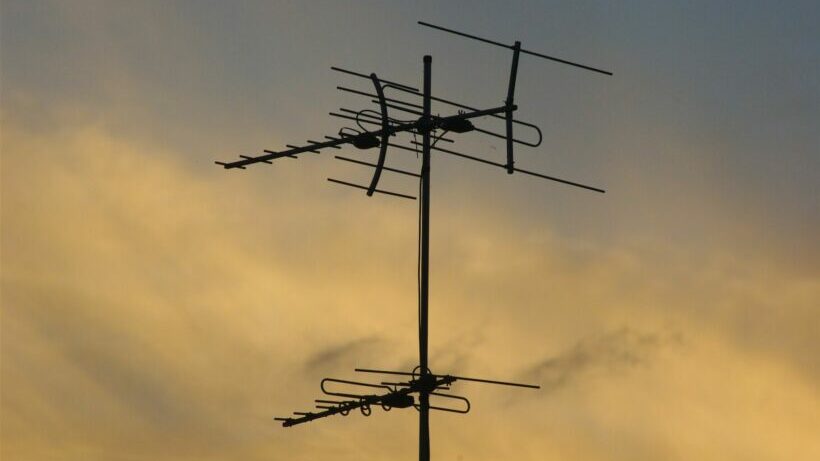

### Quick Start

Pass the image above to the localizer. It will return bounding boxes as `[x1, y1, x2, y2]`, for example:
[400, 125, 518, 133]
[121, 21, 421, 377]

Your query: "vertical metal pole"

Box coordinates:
[419, 54, 432, 461]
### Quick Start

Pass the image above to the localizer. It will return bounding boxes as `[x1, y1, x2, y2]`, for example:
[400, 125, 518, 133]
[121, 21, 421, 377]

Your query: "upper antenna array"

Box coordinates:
[217, 21, 610, 461]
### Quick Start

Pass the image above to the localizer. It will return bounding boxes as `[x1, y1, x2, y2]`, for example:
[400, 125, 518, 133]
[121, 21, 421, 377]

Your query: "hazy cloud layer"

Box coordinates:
[3, 117, 817, 461]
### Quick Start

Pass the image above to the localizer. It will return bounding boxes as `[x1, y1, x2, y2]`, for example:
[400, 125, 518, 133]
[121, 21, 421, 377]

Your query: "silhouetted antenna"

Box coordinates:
[217, 20, 610, 461]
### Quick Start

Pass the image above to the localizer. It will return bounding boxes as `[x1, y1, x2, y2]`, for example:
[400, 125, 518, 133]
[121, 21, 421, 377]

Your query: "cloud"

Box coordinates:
[2, 110, 819, 460]
[521, 327, 676, 393]
[304, 336, 384, 374]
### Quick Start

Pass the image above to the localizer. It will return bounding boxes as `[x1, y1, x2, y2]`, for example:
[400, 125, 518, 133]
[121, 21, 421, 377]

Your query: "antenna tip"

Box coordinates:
[424, 55, 432, 63]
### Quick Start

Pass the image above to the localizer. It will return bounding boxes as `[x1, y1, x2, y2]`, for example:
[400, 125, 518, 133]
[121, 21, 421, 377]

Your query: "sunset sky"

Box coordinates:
[2, 1, 818, 460]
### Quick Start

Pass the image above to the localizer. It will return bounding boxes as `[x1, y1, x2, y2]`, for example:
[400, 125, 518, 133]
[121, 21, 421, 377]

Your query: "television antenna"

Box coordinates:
[217, 20, 610, 461]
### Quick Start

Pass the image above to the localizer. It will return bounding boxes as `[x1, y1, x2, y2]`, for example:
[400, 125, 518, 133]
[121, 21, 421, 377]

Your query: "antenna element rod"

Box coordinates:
[417, 21, 612, 76]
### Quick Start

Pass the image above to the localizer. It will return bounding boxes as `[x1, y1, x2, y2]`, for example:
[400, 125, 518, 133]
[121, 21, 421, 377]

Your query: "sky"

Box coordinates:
[1, 1, 818, 460]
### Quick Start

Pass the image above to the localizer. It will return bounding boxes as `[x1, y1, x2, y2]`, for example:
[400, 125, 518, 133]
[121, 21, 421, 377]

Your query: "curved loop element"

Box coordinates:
[411, 365, 434, 381]
[428, 392, 471, 414]
[473, 121, 543, 148]
[366, 73, 390, 196]
[338, 126, 362, 138]
[522, 120, 543, 147]
[360, 402, 372, 416]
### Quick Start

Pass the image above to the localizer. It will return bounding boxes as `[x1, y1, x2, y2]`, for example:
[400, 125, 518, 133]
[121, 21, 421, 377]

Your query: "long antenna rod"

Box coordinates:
[414, 142, 605, 193]
[418, 21, 613, 76]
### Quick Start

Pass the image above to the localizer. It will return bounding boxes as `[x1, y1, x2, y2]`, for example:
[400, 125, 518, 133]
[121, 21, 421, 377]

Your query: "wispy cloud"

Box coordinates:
[522, 327, 676, 393]
[304, 336, 384, 373]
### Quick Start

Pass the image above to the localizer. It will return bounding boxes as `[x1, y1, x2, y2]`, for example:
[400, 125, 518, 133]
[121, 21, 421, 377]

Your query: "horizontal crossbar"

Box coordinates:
[327, 178, 416, 200]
